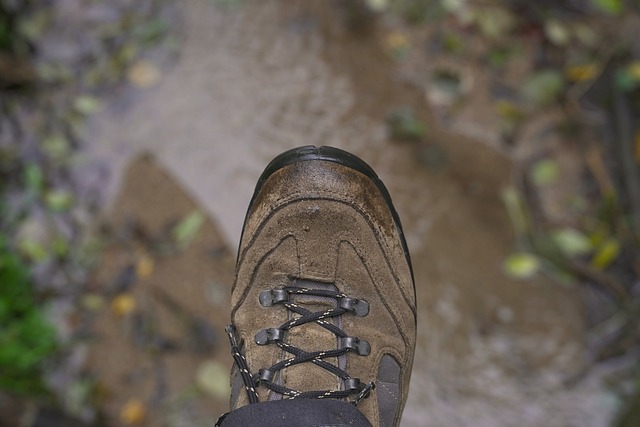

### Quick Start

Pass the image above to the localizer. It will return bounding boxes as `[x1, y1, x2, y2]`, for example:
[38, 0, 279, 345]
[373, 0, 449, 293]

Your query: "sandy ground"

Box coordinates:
[83, 1, 618, 425]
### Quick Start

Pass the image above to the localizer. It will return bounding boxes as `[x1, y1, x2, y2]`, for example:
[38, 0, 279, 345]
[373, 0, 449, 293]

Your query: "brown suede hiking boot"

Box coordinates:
[225, 146, 416, 427]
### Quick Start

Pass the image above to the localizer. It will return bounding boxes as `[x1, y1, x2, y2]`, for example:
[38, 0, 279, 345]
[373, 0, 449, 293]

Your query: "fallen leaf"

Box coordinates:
[552, 228, 592, 257]
[501, 187, 529, 236]
[45, 190, 74, 212]
[42, 134, 70, 160]
[628, 61, 640, 80]
[73, 95, 103, 115]
[366, 0, 388, 12]
[51, 237, 69, 257]
[443, 32, 464, 54]
[591, 0, 623, 16]
[24, 163, 43, 194]
[545, 19, 570, 46]
[172, 211, 205, 248]
[81, 294, 105, 311]
[522, 70, 564, 106]
[473, 7, 516, 39]
[565, 64, 599, 82]
[136, 255, 154, 278]
[196, 360, 230, 399]
[17, 11, 49, 42]
[495, 100, 525, 121]
[530, 159, 560, 186]
[120, 399, 146, 425]
[111, 294, 136, 317]
[385, 32, 410, 59]
[17, 239, 48, 261]
[573, 23, 599, 47]
[503, 253, 540, 279]
[127, 60, 161, 88]
[591, 239, 620, 270]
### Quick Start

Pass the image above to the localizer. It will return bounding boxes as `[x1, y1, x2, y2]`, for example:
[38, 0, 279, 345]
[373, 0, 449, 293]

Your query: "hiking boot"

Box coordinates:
[225, 146, 416, 427]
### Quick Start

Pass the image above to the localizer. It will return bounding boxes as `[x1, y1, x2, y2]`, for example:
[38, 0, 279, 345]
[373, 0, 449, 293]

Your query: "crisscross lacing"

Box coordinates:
[224, 285, 374, 406]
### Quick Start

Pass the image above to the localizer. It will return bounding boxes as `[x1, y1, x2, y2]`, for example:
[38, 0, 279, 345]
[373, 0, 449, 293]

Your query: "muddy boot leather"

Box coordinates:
[227, 146, 416, 427]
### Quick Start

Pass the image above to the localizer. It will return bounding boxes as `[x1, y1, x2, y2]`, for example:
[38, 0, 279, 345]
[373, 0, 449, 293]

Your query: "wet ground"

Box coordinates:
[83, 1, 619, 425]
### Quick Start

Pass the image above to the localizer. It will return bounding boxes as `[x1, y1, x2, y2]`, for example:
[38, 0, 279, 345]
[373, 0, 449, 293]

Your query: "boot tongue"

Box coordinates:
[279, 279, 342, 395]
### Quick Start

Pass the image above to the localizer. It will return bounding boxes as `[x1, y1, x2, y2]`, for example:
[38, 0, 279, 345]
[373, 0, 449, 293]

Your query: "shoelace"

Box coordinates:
[225, 285, 375, 405]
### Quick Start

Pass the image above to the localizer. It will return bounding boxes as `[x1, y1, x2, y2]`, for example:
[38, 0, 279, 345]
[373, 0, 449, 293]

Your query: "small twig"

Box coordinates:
[585, 145, 616, 196]
[613, 86, 640, 237]
[569, 262, 629, 300]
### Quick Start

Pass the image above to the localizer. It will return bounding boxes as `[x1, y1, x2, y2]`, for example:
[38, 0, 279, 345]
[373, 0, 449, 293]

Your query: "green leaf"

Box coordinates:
[544, 20, 570, 46]
[41, 135, 70, 160]
[443, 32, 464, 54]
[45, 190, 74, 212]
[172, 211, 205, 247]
[17, 12, 48, 42]
[196, 360, 230, 398]
[522, 70, 565, 106]
[17, 240, 48, 262]
[552, 228, 592, 257]
[473, 7, 516, 39]
[366, 0, 389, 12]
[503, 253, 540, 279]
[501, 187, 530, 236]
[24, 164, 43, 194]
[73, 96, 103, 115]
[615, 68, 640, 92]
[591, 239, 620, 269]
[530, 159, 560, 186]
[51, 237, 69, 257]
[591, 0, 623, 15]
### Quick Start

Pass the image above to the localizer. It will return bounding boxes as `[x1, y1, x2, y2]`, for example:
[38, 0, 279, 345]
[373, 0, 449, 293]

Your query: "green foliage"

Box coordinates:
[591, 0, 623, 15]
[0, 238, 56, 395]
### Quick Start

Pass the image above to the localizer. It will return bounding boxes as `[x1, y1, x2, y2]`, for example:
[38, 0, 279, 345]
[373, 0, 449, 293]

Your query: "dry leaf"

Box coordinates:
[565, 64, 599, 82]
[120, 398, 146, 425]
[386, 32, 409, 51]
[136, 255, 154, 278]
[128, 60, 161, 88]
[111, 293, 136, 317]
[591, 239, 620, 270]
[628, 61, 640, 80]
[385, 31, 411, 59]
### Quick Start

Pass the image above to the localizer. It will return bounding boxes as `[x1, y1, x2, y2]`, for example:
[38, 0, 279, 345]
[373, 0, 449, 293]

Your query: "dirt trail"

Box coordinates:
[86, 1, 617, 425]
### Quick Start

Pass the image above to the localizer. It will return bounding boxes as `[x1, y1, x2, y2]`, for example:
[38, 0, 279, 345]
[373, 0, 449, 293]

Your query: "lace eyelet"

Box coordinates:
[343, 378, 362, 391]
[259, 289, 289, 307]
[339, 297, 369, 317]
[255, 327, 284, 345]
[341, 336, 371, 356]
[256, 368, 275, 383]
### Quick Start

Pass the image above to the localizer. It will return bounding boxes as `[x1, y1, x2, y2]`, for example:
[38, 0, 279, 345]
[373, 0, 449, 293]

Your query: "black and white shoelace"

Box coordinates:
[225, 285, 375, 405]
